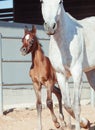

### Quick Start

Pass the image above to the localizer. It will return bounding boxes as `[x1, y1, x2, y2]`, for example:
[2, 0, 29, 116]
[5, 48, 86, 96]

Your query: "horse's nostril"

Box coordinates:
[44, 22, 47, 26]
[44, 22, 47, 28]
[53, 23, 56, 29]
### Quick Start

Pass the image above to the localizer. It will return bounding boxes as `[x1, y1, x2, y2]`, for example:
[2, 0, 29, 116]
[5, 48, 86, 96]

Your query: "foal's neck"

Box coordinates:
[31, 41, 44, 67]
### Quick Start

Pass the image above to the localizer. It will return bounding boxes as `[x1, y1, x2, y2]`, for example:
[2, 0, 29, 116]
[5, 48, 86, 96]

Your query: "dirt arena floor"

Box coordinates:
[0, 105, 95, 130]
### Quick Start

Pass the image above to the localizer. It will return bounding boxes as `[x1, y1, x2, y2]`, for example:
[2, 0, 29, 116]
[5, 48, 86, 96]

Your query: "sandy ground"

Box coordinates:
[0, 105, 95, 130]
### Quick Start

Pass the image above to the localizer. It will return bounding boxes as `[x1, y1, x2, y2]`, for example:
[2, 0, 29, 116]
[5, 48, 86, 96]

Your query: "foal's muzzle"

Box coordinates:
[20, 47, 27, 56]
[44, 22, 57, 35]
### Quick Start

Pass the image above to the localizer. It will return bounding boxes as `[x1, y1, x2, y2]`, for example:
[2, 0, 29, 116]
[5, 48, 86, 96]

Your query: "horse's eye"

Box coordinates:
[40, 0, 43, 4]
[59, 0, 63, 4]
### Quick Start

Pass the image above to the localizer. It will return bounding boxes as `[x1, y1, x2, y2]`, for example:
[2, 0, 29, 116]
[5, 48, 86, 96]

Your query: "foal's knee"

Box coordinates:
[46, 99, 53, 109]
[36, 102, 42, 112]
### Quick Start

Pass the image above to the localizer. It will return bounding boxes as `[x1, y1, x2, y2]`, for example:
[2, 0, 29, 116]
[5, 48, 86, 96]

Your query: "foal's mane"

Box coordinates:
[36, 35, 44, 54]
[30, 36, 45, 69]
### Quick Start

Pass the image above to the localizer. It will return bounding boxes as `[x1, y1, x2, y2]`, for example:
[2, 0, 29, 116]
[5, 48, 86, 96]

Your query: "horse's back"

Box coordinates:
[79, 17, 95, 71]
[79, 16, 95, 39]
[79, 16, 95, 38]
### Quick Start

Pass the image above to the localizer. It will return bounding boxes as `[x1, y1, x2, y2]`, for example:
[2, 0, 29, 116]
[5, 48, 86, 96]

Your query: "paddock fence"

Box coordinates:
[0, 21, 95, 115]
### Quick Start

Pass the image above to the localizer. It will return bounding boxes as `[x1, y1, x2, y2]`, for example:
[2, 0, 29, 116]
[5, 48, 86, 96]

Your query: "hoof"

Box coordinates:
[55, 122, 60, 128]
[59, 114, 64, 121]
[59, 114, 66, 127]
[80, 117, 90, 129]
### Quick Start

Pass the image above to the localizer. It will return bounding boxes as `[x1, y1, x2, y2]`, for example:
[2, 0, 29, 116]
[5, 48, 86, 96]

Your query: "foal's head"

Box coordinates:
[20, 25, 37, 55]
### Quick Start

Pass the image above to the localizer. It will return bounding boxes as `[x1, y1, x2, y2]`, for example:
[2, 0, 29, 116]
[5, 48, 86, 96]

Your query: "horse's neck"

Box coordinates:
[53, 5, 79, 43]
[31, 43, 44, 67]
[57, 7, 69, 35]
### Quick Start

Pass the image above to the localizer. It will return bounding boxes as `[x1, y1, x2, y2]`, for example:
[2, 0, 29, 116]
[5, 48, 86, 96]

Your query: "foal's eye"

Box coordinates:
[30, 39, 34, 45]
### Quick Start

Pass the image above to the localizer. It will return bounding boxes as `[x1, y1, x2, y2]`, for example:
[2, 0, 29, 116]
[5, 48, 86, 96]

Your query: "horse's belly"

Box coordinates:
[83, 58, 95, 72]
[83, 51, 95, 72]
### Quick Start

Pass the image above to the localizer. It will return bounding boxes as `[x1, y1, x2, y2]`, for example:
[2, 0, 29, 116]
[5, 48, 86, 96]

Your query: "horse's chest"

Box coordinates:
[49, 43, 71, 74]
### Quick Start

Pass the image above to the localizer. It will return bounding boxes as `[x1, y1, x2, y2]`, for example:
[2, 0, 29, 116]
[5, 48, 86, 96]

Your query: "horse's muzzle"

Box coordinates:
[44, 22, 57, 35]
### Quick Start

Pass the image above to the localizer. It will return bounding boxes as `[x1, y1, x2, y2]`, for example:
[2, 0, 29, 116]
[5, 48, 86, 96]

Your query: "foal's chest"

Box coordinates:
[29, 67, 48, 84]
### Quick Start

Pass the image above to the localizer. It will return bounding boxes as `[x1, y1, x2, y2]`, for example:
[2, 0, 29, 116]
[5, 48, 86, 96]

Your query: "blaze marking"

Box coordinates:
[25, 34, 30, 40]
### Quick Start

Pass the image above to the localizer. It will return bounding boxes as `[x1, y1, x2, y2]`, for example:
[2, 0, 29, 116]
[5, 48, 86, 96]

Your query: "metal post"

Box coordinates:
[0, 34, 3, 115]
[91, 87, 95, 107]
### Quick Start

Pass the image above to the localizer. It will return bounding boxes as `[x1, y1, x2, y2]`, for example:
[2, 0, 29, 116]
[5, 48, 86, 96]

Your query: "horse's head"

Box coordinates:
[20, 25, 37, 55]
[40, 0, 63, 35]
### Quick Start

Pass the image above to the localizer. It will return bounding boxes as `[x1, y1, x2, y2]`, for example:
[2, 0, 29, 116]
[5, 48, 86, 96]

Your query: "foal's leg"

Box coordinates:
[46, 86, 60, 128]
[52, 86, 66, 127]
[33, 82, 42, 130]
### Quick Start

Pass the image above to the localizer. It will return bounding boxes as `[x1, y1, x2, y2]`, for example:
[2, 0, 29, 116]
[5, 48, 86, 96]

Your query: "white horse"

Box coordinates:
[40, 0, 95, 130]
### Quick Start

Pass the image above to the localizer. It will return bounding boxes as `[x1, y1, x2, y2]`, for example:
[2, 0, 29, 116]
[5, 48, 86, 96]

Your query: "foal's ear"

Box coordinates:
[31, 25, 36, 35]
[24, 26, 28, 34]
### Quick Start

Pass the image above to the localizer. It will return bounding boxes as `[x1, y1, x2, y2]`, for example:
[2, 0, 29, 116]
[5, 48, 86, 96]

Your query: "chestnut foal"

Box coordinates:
[20, 25, 65, 130]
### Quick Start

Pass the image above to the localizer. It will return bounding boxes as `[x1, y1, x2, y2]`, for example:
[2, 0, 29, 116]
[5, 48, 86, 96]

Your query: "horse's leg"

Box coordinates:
[56, 71, 90, 130]
[46, 86, 60, 128]
[56, 72, 72, 129]
[71, 65, 82, 130]
[71, 64, 90, 130]
[52, 85, 66, 127]
[33, 82, 42, 130]
[85, 69, 95, 91]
